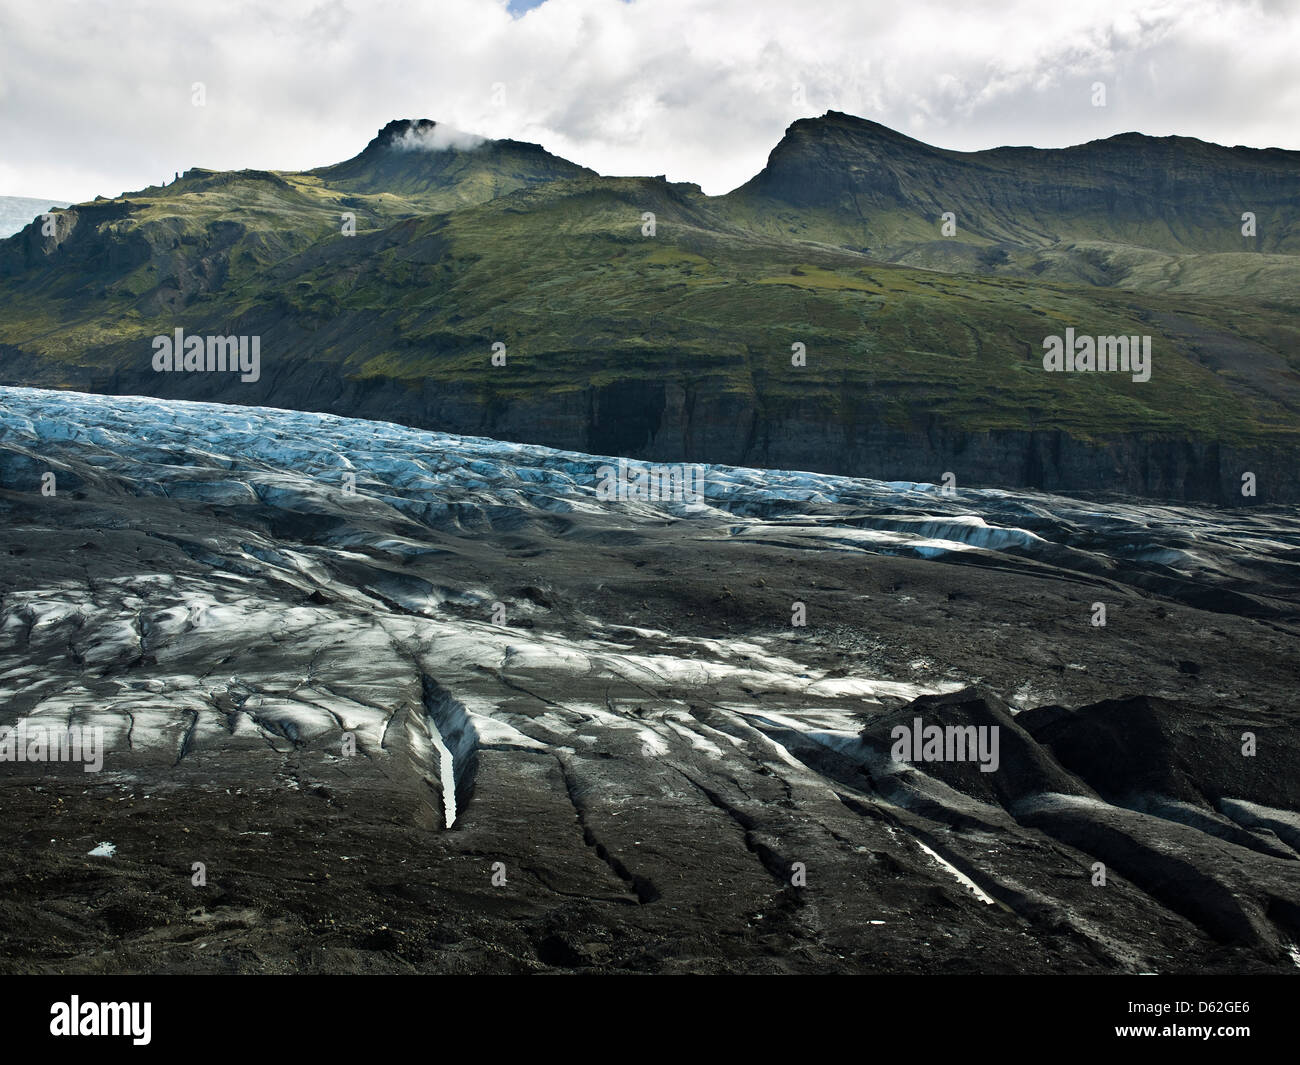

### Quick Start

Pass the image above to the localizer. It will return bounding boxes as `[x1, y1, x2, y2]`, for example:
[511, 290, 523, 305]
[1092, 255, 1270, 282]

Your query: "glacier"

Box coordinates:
[1, 385, 1298, 974]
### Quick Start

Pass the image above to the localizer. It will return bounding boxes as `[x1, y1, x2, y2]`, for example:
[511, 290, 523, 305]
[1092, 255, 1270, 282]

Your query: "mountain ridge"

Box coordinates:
[727, 110, 1300, 258]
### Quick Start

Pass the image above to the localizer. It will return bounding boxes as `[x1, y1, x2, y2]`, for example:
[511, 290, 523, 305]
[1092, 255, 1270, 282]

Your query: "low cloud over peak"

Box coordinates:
[388, 120, 487, 153]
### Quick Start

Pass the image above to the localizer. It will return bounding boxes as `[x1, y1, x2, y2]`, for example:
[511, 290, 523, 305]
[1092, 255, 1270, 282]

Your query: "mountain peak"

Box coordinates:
[798, 110, 901, 130]
[311, 117, 592, 202]
[373, 117, 437, 145]
[362, 118, 487, 155]
[784, 111, 927, 145]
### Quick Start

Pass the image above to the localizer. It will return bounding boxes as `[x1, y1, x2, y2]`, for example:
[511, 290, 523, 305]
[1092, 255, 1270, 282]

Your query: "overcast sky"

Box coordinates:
[2, 0, 1297, 202]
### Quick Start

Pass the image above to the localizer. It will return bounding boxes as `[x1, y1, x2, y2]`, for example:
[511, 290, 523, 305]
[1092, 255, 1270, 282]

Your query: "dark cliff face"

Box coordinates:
[7, 350, 1290, 506]
[0, 200, 149, 280]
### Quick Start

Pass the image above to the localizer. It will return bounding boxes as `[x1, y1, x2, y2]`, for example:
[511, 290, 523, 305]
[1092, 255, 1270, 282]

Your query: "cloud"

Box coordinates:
[0, 0, 1296, 202]
[393, 123, 486, 152]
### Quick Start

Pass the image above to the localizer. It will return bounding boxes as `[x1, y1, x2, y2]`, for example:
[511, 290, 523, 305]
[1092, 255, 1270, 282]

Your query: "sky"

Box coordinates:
[1, 0, 1297, 202]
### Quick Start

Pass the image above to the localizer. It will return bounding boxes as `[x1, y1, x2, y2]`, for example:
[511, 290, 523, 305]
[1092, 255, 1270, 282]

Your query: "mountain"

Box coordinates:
[728, 111, 1300, 262]
[722, 113, 1300, 297]
[0, 113, 1297, 502]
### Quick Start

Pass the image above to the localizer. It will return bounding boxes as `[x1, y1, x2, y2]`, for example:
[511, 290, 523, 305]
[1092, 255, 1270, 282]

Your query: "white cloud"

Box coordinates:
[0, 0, 1296, 202]
[393, 123, 486, 152]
